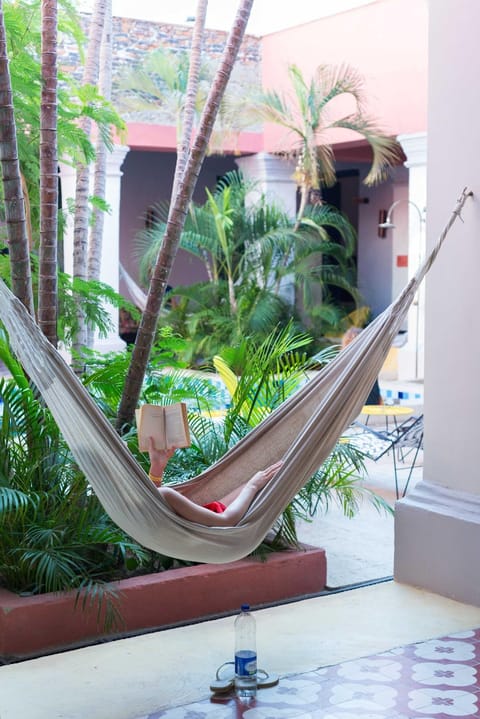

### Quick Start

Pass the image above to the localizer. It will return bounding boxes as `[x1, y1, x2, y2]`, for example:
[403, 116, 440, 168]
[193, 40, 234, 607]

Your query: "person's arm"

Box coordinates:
[157, 461, 284, 527]
[147, 438, 176, 486]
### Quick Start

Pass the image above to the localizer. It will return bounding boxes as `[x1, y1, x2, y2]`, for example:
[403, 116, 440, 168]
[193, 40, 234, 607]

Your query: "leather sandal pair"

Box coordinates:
[210, 661, 279, 694]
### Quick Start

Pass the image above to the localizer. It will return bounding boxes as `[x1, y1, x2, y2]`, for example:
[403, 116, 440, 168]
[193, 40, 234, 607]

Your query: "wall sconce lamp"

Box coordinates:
[378, 199, 426, 237]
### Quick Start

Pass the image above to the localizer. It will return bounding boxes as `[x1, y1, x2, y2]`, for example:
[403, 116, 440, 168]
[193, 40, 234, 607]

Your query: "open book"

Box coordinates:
[136, 402, 191, 451]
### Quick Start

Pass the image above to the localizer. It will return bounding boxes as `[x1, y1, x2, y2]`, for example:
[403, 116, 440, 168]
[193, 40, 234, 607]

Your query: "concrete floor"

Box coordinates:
[297, 441, 422, 588]
[1, 582, 480, 719]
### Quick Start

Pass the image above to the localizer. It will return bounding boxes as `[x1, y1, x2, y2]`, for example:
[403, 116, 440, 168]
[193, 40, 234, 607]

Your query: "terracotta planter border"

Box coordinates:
[0, 544, 326, 659]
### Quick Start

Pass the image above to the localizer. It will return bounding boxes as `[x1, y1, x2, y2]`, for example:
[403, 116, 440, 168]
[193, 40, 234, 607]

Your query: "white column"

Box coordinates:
[396, 132, 427, 381]
[394, 1, 480, 606]
[60, 144, 129, 352]
[236, 152, 298, 304]
[235, 152, 297, 219]
[93, 144, 129, 352]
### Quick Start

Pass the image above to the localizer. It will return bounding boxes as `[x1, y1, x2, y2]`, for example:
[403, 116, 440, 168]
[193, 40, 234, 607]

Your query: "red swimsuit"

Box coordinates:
[202, 501, 227, 513]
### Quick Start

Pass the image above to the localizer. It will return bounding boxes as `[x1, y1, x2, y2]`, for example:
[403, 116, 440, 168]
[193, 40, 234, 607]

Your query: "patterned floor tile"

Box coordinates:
[144, 629, 480, 719]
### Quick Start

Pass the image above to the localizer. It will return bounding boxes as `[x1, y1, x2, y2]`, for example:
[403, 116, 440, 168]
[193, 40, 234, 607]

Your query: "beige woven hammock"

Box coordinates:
[0, 191, 470, 563]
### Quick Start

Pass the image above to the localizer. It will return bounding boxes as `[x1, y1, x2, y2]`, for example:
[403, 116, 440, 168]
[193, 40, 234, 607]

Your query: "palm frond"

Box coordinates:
[75, 578, 125, 634]
[331, 114, 402, 185]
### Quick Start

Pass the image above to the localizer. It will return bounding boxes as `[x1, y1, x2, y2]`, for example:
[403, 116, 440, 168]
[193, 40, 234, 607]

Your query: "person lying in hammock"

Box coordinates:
[147, 438, 283, 527]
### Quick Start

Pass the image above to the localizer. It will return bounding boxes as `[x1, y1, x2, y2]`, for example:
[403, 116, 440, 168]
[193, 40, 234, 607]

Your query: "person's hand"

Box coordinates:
[247, 460, 284, 492]
[148, 437, 177, 478]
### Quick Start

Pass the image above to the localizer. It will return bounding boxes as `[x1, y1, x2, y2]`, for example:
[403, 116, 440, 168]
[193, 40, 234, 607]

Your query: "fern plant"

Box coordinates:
[0, 333, 148, 630]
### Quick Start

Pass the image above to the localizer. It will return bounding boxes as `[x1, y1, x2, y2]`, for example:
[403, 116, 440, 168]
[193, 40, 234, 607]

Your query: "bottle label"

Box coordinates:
[235, 650, 257, 677]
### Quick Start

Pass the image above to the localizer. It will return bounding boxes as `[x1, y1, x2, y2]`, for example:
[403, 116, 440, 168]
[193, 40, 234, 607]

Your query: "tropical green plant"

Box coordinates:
[1, 0, 125, 364]
[0, 332, 152, 628]
[133, 173, 362, 363]
[2, 0, 123, 250]
[114, 46, 210, 139]
[252, 63, 402, 226]
[0, 322, 220, 604]
[0, 252, 139, 353]
[113, 42, 256, 158]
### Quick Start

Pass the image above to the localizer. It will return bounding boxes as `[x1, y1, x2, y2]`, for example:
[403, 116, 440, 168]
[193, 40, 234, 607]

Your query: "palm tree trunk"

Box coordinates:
[294, 183, 309, 231]
[72, 0, 106, 366]
[116, 0, 254, 430]
[170, 0, 208, 202]
[86, 0, 112, 348]
[38, 0, 58, 346]
[227, 274, 238, 314]
[87, 0, 112, 284]
[0, 1, 34, 316]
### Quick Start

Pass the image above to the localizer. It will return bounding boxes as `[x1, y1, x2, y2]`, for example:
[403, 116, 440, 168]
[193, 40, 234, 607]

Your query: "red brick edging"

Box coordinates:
[0, 545, 326, 659]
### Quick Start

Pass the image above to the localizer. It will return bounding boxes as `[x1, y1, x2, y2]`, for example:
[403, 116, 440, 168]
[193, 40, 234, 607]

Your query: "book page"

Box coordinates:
[164, 403, 191, 448]
[137, 404, 166, 451]
[137, 403, 191, 451]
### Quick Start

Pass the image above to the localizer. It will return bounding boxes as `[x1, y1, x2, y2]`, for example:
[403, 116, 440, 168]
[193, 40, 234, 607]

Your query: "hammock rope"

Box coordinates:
[0, 189, 472, 563]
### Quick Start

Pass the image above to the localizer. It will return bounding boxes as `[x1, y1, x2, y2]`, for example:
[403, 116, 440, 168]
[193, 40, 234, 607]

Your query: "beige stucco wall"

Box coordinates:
[424, 0, 480, 496]
[395, 0, 480, 606]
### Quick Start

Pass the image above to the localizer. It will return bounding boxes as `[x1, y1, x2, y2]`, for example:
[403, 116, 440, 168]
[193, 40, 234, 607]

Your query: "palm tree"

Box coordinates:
[114, 14, 254, 161]
[0, 0, 34, 315]
[72, 0, 106, 364]
[253, 63, 402, 227]
[38, 0, 58, 345]
[87, 0, 112, 288]
[116, 0, 255, 430]
[133, 173, 360, 364]
[0, 0, 124, 333]
[115, 47, 209, 146]
[171, 0, 208, 202]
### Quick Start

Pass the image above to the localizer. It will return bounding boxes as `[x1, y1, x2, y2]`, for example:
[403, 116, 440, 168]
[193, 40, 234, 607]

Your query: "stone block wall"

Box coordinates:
[59, 14, 262, 127]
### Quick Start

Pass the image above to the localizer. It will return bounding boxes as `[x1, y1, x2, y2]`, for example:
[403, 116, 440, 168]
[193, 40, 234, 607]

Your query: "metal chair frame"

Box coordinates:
[344, 414, 424, 499]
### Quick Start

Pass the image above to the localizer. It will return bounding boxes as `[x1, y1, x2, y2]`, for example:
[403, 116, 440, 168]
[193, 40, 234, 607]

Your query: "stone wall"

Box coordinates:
[59, 14, 262, 127]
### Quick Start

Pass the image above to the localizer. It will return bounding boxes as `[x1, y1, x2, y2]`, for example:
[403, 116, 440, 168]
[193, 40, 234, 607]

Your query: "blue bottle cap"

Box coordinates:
[241, 603, 250, 612]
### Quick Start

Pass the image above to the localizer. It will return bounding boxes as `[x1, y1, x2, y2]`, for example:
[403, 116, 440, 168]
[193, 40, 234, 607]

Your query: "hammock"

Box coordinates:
[0, 190, 471, 564]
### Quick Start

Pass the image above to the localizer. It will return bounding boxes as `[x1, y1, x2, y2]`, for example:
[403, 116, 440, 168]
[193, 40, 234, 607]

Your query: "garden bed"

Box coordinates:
[0, 543, 326, 660]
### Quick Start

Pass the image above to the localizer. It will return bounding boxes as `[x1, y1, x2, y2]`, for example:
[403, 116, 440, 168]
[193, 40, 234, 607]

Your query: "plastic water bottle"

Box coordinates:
[234, 604, 257, 699]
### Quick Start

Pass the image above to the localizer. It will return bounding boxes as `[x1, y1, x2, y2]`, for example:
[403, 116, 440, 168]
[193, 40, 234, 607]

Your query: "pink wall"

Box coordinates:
[260, 0, 428, 153]
[119, 150, 238, 292]
[126, 123, 263, 154]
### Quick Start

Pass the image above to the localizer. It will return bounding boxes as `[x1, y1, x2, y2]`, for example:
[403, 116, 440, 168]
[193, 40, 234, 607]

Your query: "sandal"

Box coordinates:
[210, 662, 279, 693]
